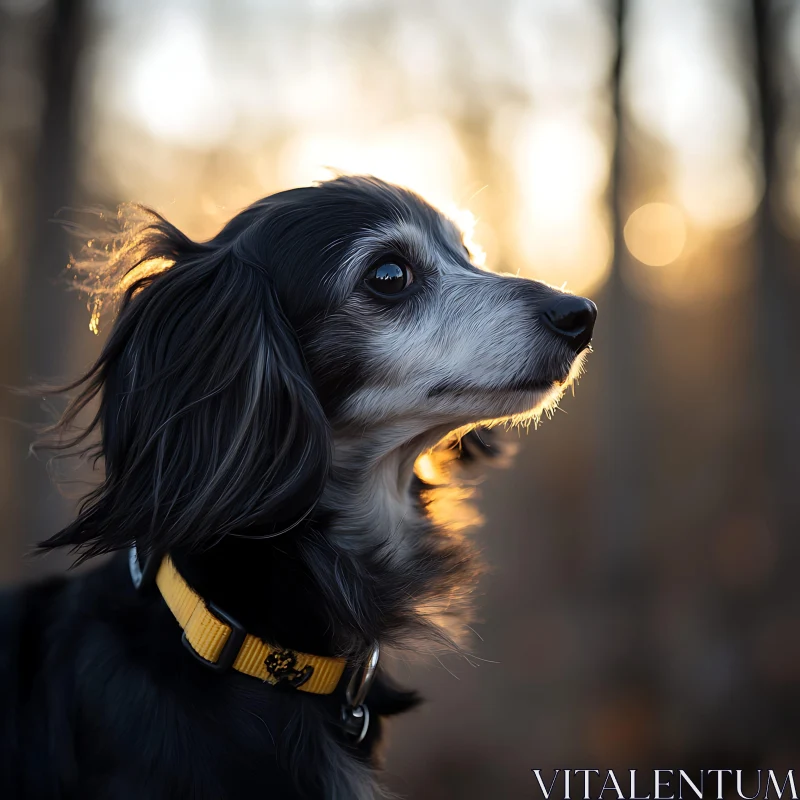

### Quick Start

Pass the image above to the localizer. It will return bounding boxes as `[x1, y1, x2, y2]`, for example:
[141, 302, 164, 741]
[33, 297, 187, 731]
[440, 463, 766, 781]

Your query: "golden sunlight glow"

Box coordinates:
[88, 301, 102, 335]
[626, 1, 758, 231]
[515, 211, 612, 294]
[424, 485, 483, 533]
[274, 118, 500, 269]
[414, 452, 439, 484]
[624, 202, 687, 267]
[443, 205, 487, 268]
[127, 12, 232, 147]
[276, 116, 468, 214]
[97, 0, 768, 312]
[496, 109, 612, 294]
[673, 159, 761, 230]
[413, 444, 484, 542]
[117, 257, 173, 293]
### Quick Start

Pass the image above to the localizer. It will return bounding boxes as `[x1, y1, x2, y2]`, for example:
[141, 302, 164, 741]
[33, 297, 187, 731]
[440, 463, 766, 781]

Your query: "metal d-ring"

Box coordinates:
[341, 642, 380, 744]
[346, 641, 380, 709]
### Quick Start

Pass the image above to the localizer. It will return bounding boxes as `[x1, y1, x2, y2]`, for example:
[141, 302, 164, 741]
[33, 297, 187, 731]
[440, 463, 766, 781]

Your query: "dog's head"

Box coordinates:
[41, 176, 595, 558]
[294, 177, 595, 437]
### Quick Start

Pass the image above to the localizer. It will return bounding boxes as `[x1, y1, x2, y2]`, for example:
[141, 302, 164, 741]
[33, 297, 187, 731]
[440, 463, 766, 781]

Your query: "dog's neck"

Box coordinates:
[172, 424, 477, 659]
[318, 428, 438, 563]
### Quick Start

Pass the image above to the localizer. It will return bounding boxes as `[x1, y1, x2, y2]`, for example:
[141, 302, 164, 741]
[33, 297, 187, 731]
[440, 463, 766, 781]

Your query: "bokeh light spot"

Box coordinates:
[624, 202, 687, 267]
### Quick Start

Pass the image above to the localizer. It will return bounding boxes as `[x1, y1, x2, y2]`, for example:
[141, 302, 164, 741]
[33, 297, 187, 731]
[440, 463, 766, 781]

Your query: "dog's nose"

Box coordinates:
[542, 296, 597, 352]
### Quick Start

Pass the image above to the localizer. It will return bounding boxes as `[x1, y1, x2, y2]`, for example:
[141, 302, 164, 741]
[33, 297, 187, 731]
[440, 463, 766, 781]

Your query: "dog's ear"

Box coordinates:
[39, 210, 331, 560]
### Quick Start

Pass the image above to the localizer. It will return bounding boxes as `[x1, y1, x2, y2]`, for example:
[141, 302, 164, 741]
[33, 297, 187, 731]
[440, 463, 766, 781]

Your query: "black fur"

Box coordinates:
[1, 176, 588, 798]
[0, 553, 418, 798]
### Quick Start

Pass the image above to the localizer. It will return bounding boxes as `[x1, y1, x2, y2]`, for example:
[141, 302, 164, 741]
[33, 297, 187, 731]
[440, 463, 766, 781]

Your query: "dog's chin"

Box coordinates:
[476, 381, 565, 423]
[427, 381, 561, 433]
[456, 352, 589, 426]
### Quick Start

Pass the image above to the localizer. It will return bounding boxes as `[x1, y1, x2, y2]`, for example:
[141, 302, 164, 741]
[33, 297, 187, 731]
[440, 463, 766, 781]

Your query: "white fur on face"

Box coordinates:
[332, 220, 581, 435]
[313, 218, 589, 564]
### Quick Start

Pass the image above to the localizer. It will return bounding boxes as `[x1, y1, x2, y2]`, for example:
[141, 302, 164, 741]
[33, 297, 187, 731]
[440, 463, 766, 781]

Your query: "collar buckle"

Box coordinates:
[130, 545, 246, 672]
[181, 601, 247, 672]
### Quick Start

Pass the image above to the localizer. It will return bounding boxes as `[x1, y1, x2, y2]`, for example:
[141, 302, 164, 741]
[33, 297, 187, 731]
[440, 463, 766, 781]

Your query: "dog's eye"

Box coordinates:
[363, 262, 414, 296]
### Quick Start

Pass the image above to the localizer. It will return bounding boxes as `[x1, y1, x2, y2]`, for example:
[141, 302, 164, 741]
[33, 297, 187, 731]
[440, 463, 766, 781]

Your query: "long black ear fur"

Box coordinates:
[38, 209, 331, 561]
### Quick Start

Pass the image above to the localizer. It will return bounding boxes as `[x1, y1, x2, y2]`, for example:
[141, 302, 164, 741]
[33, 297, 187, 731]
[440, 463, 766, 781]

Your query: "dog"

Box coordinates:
[0, 175, 596, 799]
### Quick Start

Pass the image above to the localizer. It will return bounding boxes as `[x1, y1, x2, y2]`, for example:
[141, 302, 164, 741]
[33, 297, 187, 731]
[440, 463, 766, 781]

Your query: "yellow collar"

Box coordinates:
[152, 553, 346, 694]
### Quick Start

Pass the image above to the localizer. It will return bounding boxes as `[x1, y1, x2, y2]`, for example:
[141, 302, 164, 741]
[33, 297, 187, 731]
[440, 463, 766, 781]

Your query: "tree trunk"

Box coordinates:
[19, 0, 87, 576]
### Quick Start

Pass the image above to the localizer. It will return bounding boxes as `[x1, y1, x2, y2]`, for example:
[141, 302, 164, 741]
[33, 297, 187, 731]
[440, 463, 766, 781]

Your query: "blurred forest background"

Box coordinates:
[2, 0, 800, 796]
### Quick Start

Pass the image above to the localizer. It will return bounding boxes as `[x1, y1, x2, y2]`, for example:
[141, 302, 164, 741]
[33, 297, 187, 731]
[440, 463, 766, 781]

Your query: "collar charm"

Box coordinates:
[264, 649, 315, 688]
